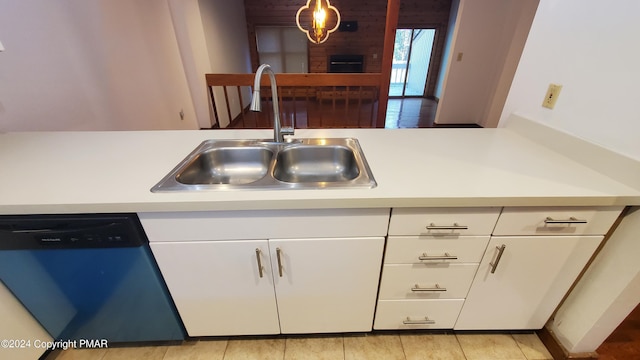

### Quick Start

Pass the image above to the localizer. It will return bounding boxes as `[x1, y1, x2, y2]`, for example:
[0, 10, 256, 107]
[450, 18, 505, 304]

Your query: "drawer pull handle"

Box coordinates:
[403, 316, 436, 325]
[418, 252, 458, 261]
[411, 283, 447, 292]
[255, 248, 264, 278]
[426, 222, 469, 230]
[489, 244, 506, 274]
[276, 247, 284, 277]
[544, 216, 588, 224]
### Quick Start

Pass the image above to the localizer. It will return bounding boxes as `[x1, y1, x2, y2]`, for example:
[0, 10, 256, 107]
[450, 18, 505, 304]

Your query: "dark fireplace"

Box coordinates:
[328, 55, 364, 73]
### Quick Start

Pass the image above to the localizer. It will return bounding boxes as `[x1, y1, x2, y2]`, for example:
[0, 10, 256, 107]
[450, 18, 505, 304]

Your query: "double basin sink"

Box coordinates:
[151, 138, 376, 191]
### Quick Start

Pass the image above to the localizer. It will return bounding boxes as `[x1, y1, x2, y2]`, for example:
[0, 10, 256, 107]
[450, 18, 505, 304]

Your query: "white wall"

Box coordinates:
[435, 0, 537, 125]
[168, 0, 214, 129]
[434, 0, 460, 100]
[0, 0, 198, 131]
[480, 0, 539, 128]
[198, 0, 252, 128]
[167, 0, 252, 129]
[500, 0, 640, 161]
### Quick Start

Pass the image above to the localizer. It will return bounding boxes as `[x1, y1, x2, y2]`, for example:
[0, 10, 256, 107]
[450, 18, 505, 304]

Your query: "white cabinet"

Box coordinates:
[375, 299, 465, 329]
[270, 237, 384, 333]
[492, 207, 624, 236]
[388, 207, 502, 236]
[151, 237, 384, 336]
[454, 206, 624, 330]
[454, 235, 603, 330]
[139, 208, 390, 242]
[378, 263, 481, 299]
[374, 207, 501, 330]
[150, 240, 280, 336]
[141, 209, 389, 336]
[143, 206, 624, 335]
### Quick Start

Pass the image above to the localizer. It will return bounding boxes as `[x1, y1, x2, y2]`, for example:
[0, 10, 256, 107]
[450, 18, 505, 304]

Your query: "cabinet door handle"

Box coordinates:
[544, 216, 587, 224]
[255, 248, 264, 278]
[276, 247, 284, 277]
[426, 222, 469, 230]
[411, 283, 447, 292]
[402, 316, 436, 325]
[489, 244, 506, 274]
[418, 252, 458, 261]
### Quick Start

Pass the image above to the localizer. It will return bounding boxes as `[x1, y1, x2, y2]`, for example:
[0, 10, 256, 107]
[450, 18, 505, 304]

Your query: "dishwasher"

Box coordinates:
[0, 213, 185, 343]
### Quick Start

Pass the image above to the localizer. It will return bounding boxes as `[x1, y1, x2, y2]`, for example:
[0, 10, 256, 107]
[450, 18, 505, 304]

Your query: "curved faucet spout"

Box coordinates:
[250, 64, 293, 143]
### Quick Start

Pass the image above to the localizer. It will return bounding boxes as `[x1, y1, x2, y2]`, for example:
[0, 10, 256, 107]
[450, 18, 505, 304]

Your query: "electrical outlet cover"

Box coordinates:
[542, 83, 562, 109]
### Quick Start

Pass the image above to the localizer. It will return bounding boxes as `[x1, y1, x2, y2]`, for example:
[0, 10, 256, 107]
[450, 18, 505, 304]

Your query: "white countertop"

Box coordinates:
[1, 125, 639, 214]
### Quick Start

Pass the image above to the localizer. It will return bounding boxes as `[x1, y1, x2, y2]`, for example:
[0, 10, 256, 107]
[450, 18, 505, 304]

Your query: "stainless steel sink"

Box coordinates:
[151, 138, 376, 191]
[273, 145, 360, 183]
[176, 147, 273, 185]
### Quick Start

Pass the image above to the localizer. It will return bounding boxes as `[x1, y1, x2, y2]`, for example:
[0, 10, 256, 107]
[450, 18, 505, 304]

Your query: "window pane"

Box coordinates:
[256, 27, 281, 53]
[256, 27, 308, 73]
[259, 53, 284, 73]
[282, 28, 307, 52]
[284, 53, 308, 73]
[405, 29, 435, 96]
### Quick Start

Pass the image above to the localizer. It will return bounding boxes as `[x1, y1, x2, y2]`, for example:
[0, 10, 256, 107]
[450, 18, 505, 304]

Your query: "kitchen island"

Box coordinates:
[1, 115, 640, 360]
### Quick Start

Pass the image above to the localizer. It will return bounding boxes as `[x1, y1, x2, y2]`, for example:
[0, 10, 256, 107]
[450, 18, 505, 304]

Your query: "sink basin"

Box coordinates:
[273, 145, 360, 183]
[151, 138, 376, 191]
[176, 147, 273, 185]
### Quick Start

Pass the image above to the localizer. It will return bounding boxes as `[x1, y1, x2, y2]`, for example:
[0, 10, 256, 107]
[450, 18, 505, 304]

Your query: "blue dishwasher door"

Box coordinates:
[0, 244, 185, 343]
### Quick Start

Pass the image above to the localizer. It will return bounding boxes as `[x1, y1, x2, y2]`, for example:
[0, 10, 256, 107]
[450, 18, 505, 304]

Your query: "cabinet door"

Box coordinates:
[454, 235, 602, 330]
[270, 237, 385, 333]
[150, 241, 280, 336]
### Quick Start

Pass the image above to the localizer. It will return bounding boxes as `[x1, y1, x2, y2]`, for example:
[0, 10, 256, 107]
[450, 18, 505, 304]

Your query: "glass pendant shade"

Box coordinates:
[296, 0, 341, 44]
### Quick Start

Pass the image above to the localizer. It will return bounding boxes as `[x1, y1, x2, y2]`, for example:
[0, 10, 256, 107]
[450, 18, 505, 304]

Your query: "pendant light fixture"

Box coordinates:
[296, 0, 341, 44]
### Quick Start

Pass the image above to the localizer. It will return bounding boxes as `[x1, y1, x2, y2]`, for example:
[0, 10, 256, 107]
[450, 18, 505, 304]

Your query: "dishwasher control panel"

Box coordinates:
[0, 213, 146, 250]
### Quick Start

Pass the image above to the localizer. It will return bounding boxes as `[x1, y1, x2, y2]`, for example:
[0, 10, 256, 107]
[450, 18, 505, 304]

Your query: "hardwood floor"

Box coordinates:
[385, 97, 438, 128]
[597, 303, 640, 359]
[386, 97, 481, 128]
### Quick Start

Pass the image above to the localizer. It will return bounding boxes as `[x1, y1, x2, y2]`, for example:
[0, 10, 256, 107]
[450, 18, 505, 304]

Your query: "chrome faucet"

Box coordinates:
[250, 64, 294, 143]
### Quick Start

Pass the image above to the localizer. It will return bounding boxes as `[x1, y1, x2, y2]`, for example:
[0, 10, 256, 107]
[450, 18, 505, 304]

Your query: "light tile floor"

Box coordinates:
[51, 332, 553, 360]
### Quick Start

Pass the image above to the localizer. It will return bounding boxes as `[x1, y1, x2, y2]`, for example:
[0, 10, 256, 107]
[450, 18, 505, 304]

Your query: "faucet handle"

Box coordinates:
[281, 126, 295, 136]
[281, 113, 295, 136]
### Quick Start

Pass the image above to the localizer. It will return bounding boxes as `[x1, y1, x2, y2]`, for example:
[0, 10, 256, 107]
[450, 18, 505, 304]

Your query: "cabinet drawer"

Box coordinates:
[374, 299, 464, 329]
[388, 208, 501, 236]
[384, 236, 490, 264]
[493, 207, 623, 236]
[138, 208, 390, 241]
[378, 264, 478, 299]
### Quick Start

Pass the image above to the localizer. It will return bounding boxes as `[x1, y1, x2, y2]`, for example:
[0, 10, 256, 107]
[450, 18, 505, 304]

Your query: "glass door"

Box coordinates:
[389, 29, 436, 97]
